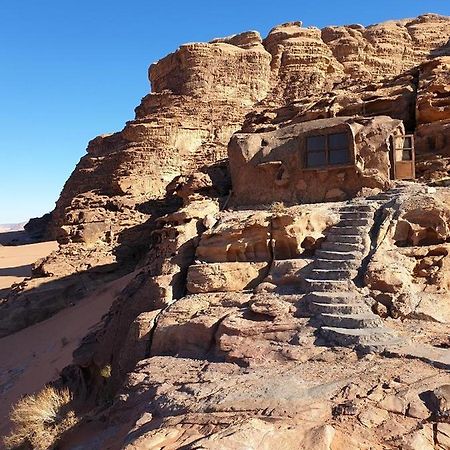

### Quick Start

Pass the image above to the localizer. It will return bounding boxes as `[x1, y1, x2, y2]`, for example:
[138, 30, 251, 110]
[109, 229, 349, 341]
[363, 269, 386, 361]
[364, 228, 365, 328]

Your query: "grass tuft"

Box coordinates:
[3, 386, 78, 450]
[270, 201, 288, 216]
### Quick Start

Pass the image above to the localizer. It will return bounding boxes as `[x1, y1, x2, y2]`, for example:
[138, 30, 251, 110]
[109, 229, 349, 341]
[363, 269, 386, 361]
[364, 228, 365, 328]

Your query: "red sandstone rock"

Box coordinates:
[4, 14, 450, 450]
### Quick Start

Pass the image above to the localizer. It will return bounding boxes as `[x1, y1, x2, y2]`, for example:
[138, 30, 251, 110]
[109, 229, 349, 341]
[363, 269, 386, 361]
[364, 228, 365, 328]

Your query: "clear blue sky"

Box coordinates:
[0, 1, 449, 223]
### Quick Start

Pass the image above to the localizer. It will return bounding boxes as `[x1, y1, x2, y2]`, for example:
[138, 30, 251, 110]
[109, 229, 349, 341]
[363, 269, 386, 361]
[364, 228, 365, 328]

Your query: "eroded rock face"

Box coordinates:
[2, 15, 448, 336]
[5, 14, 450, 450]
[186, 262, 268, 293]
[45, 14, 450, 267]
[366, 189, 450, 324]
[415, 57, 450, 169]
[196, 207, 337, 263]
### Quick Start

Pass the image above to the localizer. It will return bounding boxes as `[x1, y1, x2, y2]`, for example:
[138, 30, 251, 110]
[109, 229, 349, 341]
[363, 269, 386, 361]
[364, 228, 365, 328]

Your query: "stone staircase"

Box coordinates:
[305, 184, 414, 352]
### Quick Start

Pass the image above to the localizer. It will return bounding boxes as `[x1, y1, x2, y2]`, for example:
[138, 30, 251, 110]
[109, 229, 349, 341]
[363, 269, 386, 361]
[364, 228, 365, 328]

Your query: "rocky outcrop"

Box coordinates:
[45, 14, 450, 270]
[1, 14, 448, 336]
[366, 189, 450, 325]
[47, 181, 450, 450]
[4, 14, 450, 450]
[415, 57, 450, 176]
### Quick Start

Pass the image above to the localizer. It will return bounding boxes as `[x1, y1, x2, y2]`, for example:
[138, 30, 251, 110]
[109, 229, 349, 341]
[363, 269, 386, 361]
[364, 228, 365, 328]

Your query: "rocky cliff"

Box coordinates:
[2, 14, 450, 450]
[1, 14, 449, 338]
[49, 14, 450, 258]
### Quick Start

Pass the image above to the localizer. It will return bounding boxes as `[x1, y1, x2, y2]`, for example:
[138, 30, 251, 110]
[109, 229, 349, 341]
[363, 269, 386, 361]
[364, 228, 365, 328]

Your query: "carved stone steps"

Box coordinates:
[315, 258, 359, 270]
[303, 197, 406, 353]
[310, 302, 368, 315]
[315, 250, 360, 261]
[340, 204, 373, 213]
[319, 312, 384, 328]
[326, 233, 364, 244]
[335, 218, 372, 227]
[309, 268, 356, 280]
[328, 225, 366, 235]
[320, 326, 398, 347]
[321, 241, 363, 253]
[305, 279, 350, 292]
[305, 292, 362, 304]
[339, 211, 373, 220]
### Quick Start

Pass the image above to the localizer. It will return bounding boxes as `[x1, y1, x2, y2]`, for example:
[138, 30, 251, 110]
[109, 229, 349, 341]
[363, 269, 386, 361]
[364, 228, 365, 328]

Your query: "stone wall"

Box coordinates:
[229, 116, 404, 205]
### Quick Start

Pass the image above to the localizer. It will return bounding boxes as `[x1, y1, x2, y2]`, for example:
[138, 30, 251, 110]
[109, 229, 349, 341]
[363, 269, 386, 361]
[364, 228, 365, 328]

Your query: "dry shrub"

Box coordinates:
[3, 386, 78, 450]
[270, 201, 288, 216]
[99, 364, 112, 379]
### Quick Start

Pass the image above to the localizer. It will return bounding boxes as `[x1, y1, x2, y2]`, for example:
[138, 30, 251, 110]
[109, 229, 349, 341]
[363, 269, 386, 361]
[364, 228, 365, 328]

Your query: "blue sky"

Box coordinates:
[0, 1, 449, 223]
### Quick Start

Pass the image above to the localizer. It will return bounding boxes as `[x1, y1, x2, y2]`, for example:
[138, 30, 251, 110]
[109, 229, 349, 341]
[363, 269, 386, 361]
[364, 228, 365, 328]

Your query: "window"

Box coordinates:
[306, 135, 326, 168]
[393, 135, 414, 162]
[306, 132, 350, 168]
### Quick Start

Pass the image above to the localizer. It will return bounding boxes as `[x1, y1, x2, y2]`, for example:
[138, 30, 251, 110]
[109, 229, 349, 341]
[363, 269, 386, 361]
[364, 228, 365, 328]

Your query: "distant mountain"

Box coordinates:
[0, 222, 26, 233]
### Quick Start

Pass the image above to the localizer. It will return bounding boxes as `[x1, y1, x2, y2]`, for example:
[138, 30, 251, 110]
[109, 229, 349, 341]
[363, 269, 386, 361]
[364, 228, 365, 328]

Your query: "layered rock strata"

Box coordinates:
[1, 15, 448, 336]
[3, 16, 450, 449]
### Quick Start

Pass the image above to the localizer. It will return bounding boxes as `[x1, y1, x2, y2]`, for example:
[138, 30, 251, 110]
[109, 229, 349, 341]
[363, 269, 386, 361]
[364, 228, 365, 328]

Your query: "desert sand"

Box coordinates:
[0, 240, 59, 293]
[0, 271, 134, 438]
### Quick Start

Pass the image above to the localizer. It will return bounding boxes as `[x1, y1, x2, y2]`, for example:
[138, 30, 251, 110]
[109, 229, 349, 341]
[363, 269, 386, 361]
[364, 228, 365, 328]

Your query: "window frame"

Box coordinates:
[305, 131, 352, 169]
[393, 134, 415, 162]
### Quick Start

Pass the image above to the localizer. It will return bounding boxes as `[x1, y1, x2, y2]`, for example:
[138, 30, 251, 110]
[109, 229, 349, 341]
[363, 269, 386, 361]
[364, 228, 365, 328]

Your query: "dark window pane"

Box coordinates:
[329, 149, 349, 165]
[329, 133, 349, 150]
[402, 149, 412, 161]
[403, 137, 413, 149]
[307, 135, 326, 151]
[307, 151, 327, 167]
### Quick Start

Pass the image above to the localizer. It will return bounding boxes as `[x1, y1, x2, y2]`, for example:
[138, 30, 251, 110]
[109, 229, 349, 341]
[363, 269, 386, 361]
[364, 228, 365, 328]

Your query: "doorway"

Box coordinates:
[391, 134, 415, 180]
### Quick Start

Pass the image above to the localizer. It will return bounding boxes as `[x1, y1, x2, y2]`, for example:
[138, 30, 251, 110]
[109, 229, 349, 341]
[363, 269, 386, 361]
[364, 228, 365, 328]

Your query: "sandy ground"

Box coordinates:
[0, 259, 134, 440]
[0, 241, 59, 293]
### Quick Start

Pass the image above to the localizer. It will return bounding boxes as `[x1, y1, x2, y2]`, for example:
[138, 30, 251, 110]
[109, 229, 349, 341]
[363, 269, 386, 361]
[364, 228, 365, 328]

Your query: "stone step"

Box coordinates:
[309, 268, 355, 280]
[328, 226, 365, 236]
[310, 302, 369, 315]
[371, 194, 397, 201]
[339, 211, 373, 220]
[326, 234, 364, 244]
[315, 258, 359, 270]
[335, 218, 372, 227]
[305, 291, 363, 305]
[316, 250, 360, 261]
[320, 326, 397, 347]
[321, 241, 363, 253]
[371, 190, 405, 200]
[340, 204, 373, 213]
[305, 279, 350, 292]
[319, 312, 384, 328]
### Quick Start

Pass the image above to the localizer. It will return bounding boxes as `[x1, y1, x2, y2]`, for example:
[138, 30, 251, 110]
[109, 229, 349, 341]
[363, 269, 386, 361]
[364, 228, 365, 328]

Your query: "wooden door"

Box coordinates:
[392, 135, 415, 180]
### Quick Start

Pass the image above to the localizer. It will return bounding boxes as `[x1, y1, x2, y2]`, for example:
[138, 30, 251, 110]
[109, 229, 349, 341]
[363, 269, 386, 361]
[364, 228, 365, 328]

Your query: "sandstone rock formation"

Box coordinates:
[366, 189, 450, 324]
[1, 14, 449, 336]
[2, 14, 450, 450]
